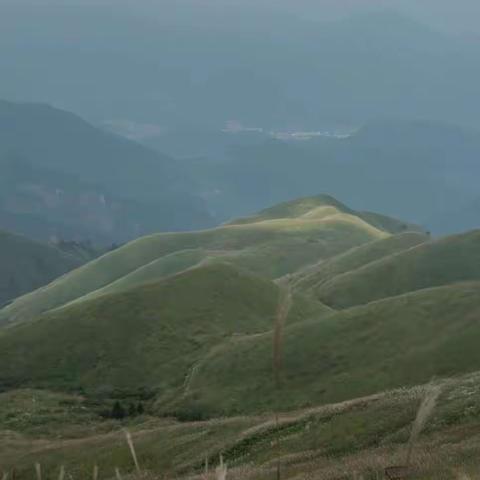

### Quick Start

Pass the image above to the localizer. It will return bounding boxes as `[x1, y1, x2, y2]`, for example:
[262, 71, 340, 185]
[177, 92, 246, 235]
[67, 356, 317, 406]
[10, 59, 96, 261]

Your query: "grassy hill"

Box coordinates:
[314, 229, 480, 309]
[3, 371, 480, 480]
[292, 231, 429, 293]
[228, 194, 422, 234]
[0, 229, 83, 307]
[2, 196, 474, 420]
[0, 195, 394, 326]
[68, 249, 215, 303]
[227, 195, 356, 225]
[1, 197, 480, 478]
[3, 243, 479, 420]
[0, 263, 327, 400]
[179, 281, 480, 416]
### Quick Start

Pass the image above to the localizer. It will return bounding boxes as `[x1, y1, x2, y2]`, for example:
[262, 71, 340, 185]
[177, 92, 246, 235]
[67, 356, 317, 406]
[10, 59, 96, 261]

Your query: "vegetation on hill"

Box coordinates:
[292, 231, 429, 293]
[3, 372, 480, 480]
[227, 195, 355, 225]
[228, 194, 422, 235]
[4, 2, 480, 476]
[179, 282, 480, 415]
[0, 229, 83, 307]
[0, 263, 327, 399]
[0, 195, 393, 325]
[315, 229, 480, 309]
[0, 196, 479, 478]
[69, 249, 214, 303]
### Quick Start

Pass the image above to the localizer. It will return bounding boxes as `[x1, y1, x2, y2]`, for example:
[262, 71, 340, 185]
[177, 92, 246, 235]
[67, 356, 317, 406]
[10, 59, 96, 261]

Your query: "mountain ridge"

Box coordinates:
[0, 195, 409, 326]
[0, 100, 213, 243]
[0, 228, 84, 308]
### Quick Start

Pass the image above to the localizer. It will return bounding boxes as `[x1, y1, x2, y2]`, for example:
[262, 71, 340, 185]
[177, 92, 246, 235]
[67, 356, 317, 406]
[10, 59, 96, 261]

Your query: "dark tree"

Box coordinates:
[137, 402, 145, 415]
[111, 401, 126, 420]
[128, 403, 137, 417]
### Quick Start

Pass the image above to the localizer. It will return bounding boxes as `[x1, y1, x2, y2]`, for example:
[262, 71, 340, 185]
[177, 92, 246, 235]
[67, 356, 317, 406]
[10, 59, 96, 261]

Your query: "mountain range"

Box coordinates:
[0, 229, 84, 308]
[2, 194, 480, 478]
[1, 194, 479, 417]
[2, 6, 480, 130]
[3, 2, 480, 477]
[171, 118, 480, 234]
[0, 100, 213, 244]
[2, 99, 479, 243]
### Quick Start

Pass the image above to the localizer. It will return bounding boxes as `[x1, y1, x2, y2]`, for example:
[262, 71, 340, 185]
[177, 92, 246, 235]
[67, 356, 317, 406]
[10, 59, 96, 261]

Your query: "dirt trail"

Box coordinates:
[182, 330, 271, 396]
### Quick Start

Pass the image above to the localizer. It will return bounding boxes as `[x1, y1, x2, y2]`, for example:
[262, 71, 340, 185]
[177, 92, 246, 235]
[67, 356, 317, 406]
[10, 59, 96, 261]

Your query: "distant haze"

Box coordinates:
[2, 0, 480, 130]
[2, 0, 480, 34]
[263, 0, 480, 34]
[1, 0, 480, 237]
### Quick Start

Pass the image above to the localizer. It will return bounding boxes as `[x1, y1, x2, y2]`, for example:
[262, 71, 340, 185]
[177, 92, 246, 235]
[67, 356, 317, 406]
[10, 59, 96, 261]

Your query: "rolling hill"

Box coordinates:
[313, 229, 480, 309]
[1, 194, 480, 478]
[0, 229, 83, 307]
[292, 231, 429, 292]
[229, 194, 424, 235]
[4, 195, 478, 420]
[0, 263, 328, 398]
[179, 281, 480, 415]
[3, 267, 478, 419]
[0, 195, 399, 326]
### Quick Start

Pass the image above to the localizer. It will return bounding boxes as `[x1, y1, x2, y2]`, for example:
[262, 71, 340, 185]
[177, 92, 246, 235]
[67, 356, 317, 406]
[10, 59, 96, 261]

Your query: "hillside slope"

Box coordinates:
[0, 195, 397, 326]
[180, 282, 480, 415]
[315, 229, 480, 308]
[0, 101, 212, 242]
[228, 194, 422, 234]
[4, 371, 480, 480]
[293, 231, 429, 293]
[0, 263, 327, 399]
[0, 230, 82, 307]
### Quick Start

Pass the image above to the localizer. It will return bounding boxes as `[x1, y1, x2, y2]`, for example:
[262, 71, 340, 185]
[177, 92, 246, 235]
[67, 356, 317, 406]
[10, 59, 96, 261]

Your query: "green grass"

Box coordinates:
[0, 263, 328, 399]
[293, 231, 428, 293]
[227, 194, 422, 235]
[0, 389, 108, 438]
[67, 248, 214, 304]
[227, 195, 356, 225]
[0, 229, 82, 307]
[179, 281, 480, 415]
[4, 373, 480, 480]
[0, 196, 391, 325]
[314, 229, 480, 309]
[4, 196, 478, 479]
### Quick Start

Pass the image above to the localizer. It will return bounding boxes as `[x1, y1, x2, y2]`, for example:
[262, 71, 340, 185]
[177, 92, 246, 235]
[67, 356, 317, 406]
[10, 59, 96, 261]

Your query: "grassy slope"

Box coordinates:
[4, 373, 480, 480]
[228, 194, 422, 234]
[67, 249, 215, 305]
[0, 197, 389, 325]
[0, 230, 82, 306]
[181, 282, 480, 415]
[292, 231, 428, 292]
[358, 210, 423, 235]
[0, 263, 328, 398]
[316, 229, 480, 309]
[227, 195, 355, 225]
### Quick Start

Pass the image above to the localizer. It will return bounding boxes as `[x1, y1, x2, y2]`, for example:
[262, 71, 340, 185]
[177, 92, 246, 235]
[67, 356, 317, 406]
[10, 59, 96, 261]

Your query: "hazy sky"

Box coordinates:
[2, 0, 480, 35]
[291, 0, 480, 34]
